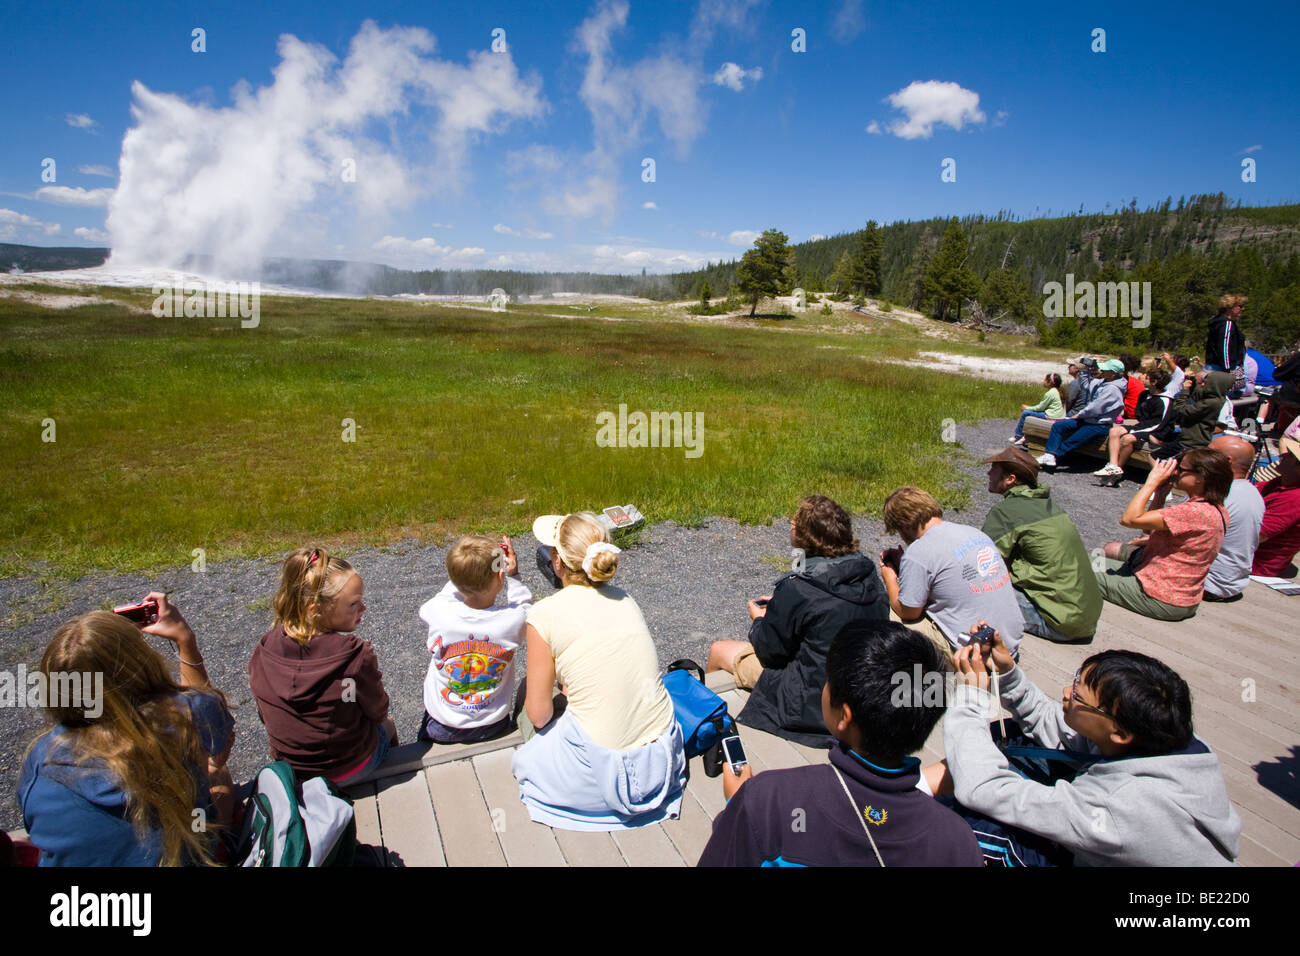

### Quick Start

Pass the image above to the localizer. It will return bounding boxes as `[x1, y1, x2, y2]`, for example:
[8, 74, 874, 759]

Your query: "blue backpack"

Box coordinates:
[662, 660, 737, 777]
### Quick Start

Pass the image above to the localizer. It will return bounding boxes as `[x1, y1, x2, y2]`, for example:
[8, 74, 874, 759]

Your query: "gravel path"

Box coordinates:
[0, 415, 1143, 831]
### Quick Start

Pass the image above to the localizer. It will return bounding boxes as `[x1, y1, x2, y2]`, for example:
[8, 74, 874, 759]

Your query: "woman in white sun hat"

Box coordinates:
[510, 512, 686, 830]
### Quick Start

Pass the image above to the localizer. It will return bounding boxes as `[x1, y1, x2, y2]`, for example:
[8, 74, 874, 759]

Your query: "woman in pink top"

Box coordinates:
[1097, 448, 1234, 621]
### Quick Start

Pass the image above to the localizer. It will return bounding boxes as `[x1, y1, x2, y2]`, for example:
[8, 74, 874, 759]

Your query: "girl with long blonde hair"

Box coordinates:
[18, 594, 235, 866]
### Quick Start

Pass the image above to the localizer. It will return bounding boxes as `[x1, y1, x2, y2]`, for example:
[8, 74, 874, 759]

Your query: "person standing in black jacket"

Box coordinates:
[707, 495, 889, 747]
[1205, 294, 1247, 373]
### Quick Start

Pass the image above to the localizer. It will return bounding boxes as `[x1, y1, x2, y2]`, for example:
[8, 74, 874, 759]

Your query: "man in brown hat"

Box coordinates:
[980, 446, 1103, 643]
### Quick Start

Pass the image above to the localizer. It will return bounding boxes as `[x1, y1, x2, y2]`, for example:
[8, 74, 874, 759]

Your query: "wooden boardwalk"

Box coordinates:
[345, 580, 1299, 866]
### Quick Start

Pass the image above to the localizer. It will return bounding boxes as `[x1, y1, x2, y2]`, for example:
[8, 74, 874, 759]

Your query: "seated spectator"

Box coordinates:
[980, 447, 1101, 643]
[1036, 359, 1127, 470]
[708, 495, 888, 746]
[19, 595, 236, 866]
[1094, 365, 1178, 478]
[1203, 435, 1266, 601]
[249, 548, 398, 784]
[1119, 353, 1144, 419]
[1096, 450, 1233, 621]
[1010, 372, 1067, 446]
[698, 620, 983, 867]
[1160, 352, 1190, 398]
[1251, 434, 1300, 577]
[879, 486, 1023, 663]
[1065, 357, 1099, 416]
[927, 631, 1240, 866]
[417, 535, 531, 744]
[511, 513, 685, 830]
[1173, 369, 1233, 449]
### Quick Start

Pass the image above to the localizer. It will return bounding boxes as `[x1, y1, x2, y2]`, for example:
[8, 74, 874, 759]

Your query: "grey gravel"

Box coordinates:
[0, 415, 1144, 831]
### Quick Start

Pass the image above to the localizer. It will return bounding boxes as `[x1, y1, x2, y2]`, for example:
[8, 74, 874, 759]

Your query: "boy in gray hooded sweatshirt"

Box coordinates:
[927, 633, 1240, 866]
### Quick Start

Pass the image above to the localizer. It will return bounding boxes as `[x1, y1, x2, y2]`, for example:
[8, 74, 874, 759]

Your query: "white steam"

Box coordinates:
[106, 20, 545, 276]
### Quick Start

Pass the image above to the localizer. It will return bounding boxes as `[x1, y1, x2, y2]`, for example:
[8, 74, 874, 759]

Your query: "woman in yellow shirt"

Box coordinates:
[511, 512, 686, 830]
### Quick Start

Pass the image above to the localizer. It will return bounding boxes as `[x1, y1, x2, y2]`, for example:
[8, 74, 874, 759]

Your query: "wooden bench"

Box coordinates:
[1022, 416, 1153, 469]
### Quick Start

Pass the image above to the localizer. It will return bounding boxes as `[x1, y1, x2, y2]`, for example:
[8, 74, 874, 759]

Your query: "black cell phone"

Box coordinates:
[753, 597, 770, 607]
[881, 546, 904, 572]
[721, 735, 748, 775]
[966, 624, 996, 647]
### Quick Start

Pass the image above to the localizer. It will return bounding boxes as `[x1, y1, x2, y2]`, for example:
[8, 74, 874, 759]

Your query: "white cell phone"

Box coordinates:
[721, 735, 748, 775]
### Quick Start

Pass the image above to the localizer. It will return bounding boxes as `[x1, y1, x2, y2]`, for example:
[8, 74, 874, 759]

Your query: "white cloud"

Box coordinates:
[78, 164, 115, 178]
[877, 80, 986, 140]
[429, 221, 454, 228]
[642, 201, 657, 209]
[494, 223, 553, 239]
[373, 235, 489, 268]
[727, 229, 759, 246]
[105, 20, 546, 274]
[0, 207, 61, 241]
[712, 62, 763, 91]
[808, 234, 826, 241]
[75, 226, 110, 243]
[865, 120, 882, 134]
[992, 110, 1009, 127]
[1240, 144, 1263, 154]
[832, 0, 866, 43]
[35, 186, 115, 207]
[65, 113, 96, 129]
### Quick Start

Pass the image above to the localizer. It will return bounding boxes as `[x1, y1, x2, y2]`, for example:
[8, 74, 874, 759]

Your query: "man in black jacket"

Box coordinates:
[707, 495, 889, 747]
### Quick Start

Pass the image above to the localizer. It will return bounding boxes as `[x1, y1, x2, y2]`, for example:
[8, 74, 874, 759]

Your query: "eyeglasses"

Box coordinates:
[1069, 667, 1118, 722]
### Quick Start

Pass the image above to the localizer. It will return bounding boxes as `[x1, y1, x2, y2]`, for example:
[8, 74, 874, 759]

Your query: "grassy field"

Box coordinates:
[0, 284, 1043, 575]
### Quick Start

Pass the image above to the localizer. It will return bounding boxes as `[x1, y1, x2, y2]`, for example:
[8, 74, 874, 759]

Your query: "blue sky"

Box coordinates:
[2, 0, 1297, 274]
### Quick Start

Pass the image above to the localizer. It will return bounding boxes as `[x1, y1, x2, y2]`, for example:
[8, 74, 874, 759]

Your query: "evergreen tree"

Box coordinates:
[924, 220, 980, 322]
[855, 220, 883, 296]
[979, 268, 1032, 324]
[736, 229, 792, 316]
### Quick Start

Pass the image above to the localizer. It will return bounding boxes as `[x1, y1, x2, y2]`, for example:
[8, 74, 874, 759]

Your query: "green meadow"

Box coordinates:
[0, 287, 1044, 575]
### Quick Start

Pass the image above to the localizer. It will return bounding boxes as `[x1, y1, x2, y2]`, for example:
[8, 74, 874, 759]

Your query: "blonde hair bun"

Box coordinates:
[555, 512, 618, 585]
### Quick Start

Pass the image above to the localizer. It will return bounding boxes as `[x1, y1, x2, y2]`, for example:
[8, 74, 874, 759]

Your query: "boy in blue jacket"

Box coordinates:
[698, 620, 982, 867]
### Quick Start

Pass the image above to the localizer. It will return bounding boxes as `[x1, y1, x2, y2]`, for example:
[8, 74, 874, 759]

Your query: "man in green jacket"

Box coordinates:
[981, 446, 1102, 644]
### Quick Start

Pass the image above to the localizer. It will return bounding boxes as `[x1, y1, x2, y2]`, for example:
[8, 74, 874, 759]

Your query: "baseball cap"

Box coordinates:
[1099, 359, 1125, 374]
[982, 446, 1040, 487]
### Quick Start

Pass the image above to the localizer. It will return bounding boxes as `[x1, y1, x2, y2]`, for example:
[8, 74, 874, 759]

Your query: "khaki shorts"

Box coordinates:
[731, 643, 765, 690]
[888, 609, 956, 671]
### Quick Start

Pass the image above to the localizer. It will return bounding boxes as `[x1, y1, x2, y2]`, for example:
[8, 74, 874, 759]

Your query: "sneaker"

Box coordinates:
[1092, 463, 1123, 477]
[1011, 436, 1028, 447]
[1036, 453, 1056, 467]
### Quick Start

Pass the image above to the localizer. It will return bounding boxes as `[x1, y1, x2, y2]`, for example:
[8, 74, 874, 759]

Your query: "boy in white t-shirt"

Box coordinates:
[418, 535, 532, 744]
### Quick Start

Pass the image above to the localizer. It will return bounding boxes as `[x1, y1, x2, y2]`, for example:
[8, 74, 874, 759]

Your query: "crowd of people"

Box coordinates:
[12, 292, 1298, 869]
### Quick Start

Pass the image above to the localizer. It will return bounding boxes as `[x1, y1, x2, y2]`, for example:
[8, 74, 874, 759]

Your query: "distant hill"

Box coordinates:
[2, 244, 109, 273]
